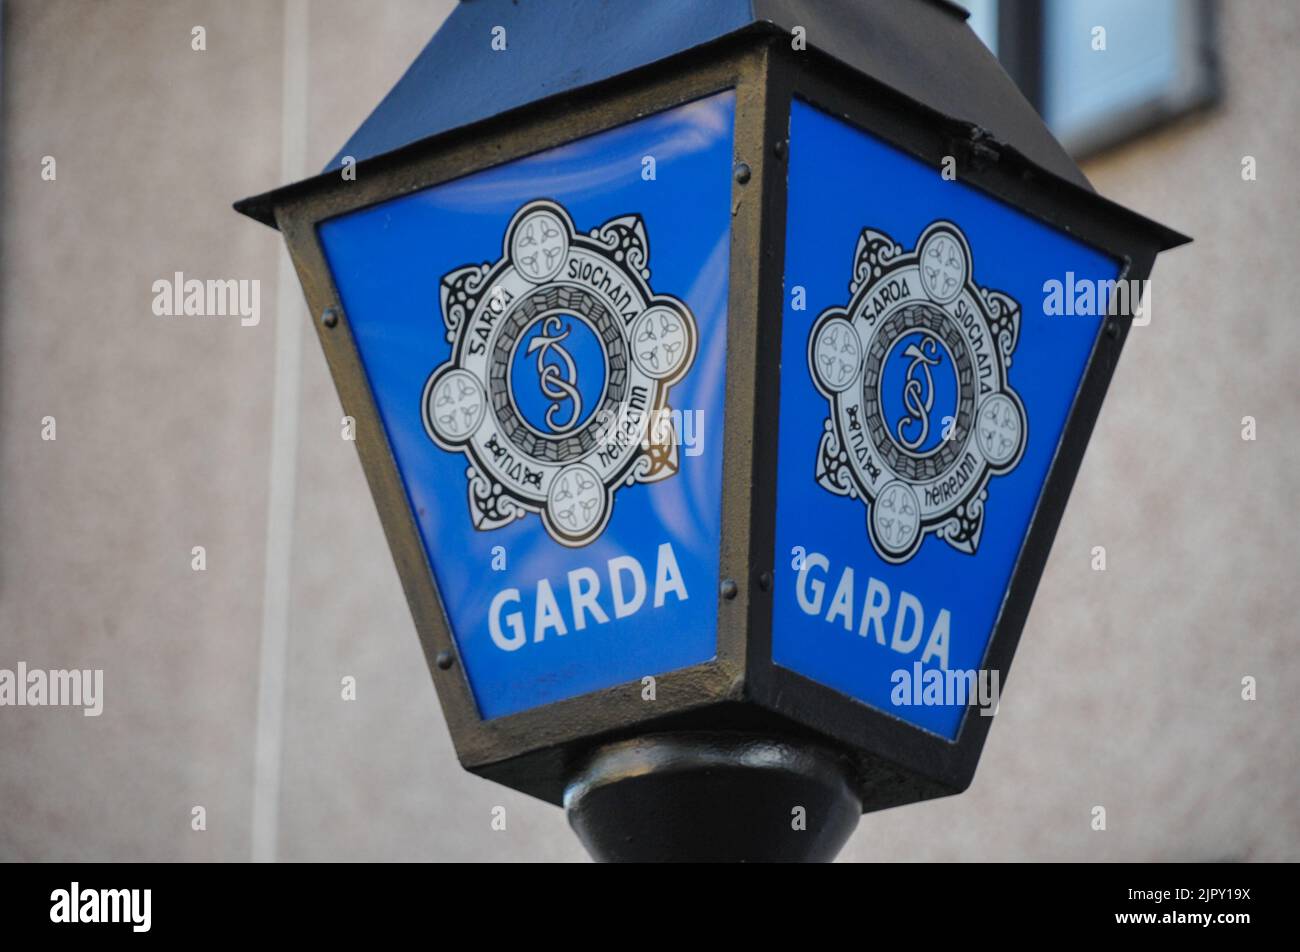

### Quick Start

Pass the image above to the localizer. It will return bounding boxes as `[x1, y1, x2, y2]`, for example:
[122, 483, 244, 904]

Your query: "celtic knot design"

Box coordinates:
[849, 229, 905, 296]
[592, 214, 651, 279]
[439, 264, 491, 333]
[983, 289, 1021, 365]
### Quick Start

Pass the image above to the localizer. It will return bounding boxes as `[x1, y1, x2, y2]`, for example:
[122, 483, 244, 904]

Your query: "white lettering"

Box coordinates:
[652, 541, 688, 607]
[790, 552, 954, 667]
[487, 543, 691, 651]
[568, 567, 609, 631]
[796, 553, 830, 615]
[489, 589, 526, 651]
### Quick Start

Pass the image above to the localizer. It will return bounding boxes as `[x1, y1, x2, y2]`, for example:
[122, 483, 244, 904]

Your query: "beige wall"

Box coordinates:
[1, 0, 1295, 862]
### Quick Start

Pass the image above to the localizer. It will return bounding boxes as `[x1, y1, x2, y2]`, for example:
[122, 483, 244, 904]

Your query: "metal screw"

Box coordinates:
[1106, 320, 1120, 340]
[759, 571, 772, 592]
[734, 163, 752, 185]
[773, 140, 787, 160]
[720, 578, 739, 600]
[435, 651, 454, 670]
[322, 307, 339, 328]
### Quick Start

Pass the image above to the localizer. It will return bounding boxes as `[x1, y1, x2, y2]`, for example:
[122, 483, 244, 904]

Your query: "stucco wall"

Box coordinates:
[1, 0, 1295, 861]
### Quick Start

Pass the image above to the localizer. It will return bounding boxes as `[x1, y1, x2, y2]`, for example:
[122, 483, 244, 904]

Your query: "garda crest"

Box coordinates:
[808, 221, 1028, 563]
[422, 199, 698, 547]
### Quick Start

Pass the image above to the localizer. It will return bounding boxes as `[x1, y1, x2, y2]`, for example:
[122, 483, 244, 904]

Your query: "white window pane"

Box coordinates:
[965, 0, 1000, 56]
[1042, 0, 1214, 155]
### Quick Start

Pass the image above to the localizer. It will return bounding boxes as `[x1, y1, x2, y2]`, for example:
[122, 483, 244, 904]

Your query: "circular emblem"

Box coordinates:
[508, 312, 607, 436]
[546, 463, 607, 543]
[631, 306, 693, 380]
[976, 392, 1025, 470]
[811, 319, 861, 393]
[423, 200, 698, 547]
[872, 481, 922, 559]
[918, 228, 968, 305]
[863, 303, 976, 486]
[510, 207, 569, 283]
[808, 221, 1028, 563]
[422, 369, 486, 446]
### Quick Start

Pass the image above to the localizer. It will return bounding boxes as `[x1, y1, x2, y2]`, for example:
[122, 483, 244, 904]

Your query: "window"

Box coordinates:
[965, 0, 1219, 158]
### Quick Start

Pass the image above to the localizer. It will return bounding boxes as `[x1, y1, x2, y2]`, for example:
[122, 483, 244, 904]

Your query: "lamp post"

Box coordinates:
[236, 0, 1187, 862]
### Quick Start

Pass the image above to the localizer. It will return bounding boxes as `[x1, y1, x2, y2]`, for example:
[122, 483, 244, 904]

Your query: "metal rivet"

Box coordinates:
[773, 140, 787, 159]
[435, 651, 454, 670]
[734, 163, 752, 185]
[720, 579, 739, 600]
[759, 572, 772, 592]
[1106, 320, 1120, 339]
[322, 307, 340, 328]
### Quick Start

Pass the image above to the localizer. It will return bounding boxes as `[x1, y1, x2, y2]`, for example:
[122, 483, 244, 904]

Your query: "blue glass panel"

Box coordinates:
[773, 100, 1121, 740]
[319, 92, 736, 719]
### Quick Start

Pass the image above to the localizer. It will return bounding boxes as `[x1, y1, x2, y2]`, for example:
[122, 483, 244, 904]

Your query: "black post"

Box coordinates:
[563, 733, 862, 862]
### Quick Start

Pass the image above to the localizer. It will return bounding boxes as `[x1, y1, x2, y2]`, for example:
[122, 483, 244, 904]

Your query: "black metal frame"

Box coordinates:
[243, 24, 1186, 810]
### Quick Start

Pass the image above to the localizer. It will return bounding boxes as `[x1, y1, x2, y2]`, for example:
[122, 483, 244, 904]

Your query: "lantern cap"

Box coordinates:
[319, 0, 1055, 177]
[238, 0, 1194, 249]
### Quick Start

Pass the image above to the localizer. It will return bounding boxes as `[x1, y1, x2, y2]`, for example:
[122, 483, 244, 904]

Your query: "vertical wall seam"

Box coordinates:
[251, 0, 309, 864]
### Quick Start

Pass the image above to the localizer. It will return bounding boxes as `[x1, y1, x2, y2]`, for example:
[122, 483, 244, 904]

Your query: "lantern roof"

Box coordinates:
[237, 2, 1075, 223]
[235, 0, 1187, 253]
